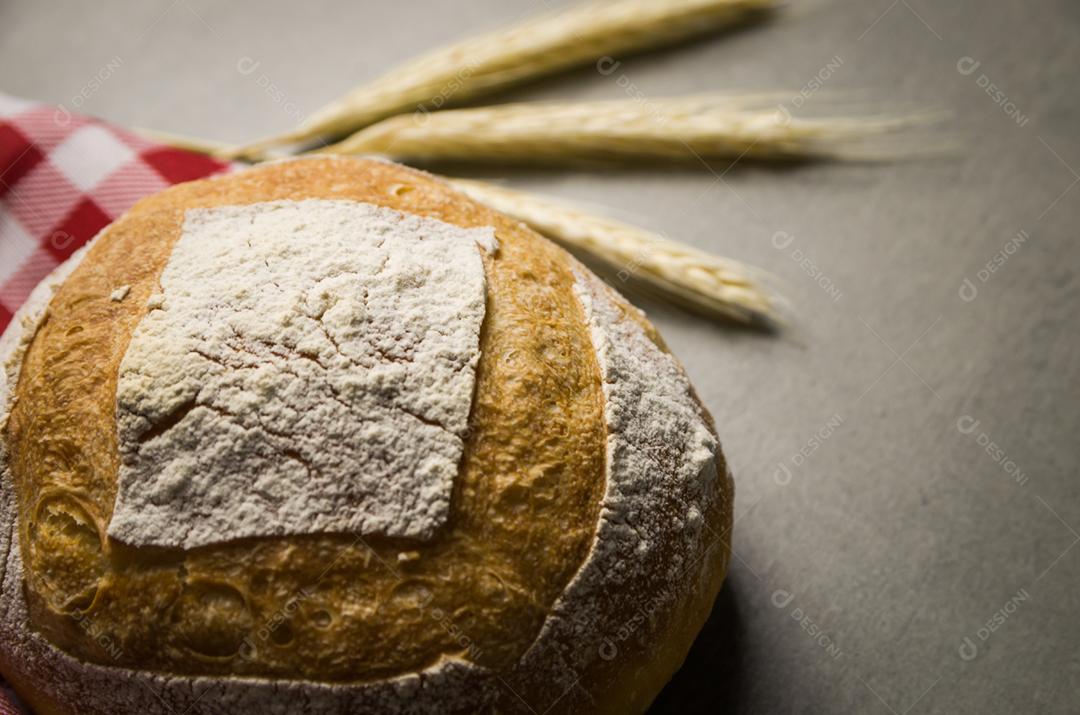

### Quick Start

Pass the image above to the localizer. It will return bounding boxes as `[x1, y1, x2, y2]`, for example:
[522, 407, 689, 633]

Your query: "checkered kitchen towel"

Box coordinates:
[0, 683, 23, 715]
[0, 92, 232, 333]
[0, 92, 233, 712]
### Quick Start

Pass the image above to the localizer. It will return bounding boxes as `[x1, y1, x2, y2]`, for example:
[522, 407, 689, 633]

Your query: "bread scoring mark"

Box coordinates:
[510, 268, 724, 705]
[108, 199, 495, 549]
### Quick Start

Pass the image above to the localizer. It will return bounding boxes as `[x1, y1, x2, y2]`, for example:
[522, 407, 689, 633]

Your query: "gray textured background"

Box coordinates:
[1, 0, 1078, 713]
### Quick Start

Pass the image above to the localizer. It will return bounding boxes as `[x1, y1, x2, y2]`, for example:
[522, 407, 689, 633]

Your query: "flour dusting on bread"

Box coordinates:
[109, 199, 493, 549]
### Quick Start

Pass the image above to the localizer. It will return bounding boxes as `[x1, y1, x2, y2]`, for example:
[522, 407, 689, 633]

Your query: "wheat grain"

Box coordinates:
[318, 95, 928, 164]
[449, 178, 782, 325]
[226, 0, 776, 159]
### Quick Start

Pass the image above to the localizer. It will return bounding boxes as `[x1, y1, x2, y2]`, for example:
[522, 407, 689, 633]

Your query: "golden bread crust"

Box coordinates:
[5, 157, 607, 680]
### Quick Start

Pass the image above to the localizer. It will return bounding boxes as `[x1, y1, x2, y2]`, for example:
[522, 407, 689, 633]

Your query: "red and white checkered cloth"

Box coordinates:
[0, 92, 232, 333]
[0, 92, 234, 713]
[0, 684, 23, 715]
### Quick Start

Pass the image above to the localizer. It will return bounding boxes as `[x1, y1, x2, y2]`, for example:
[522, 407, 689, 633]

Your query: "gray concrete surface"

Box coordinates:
[1, 0, 1077, 712]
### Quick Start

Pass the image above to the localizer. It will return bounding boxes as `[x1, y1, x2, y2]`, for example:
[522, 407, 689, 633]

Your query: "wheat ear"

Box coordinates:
[319, 95, 927, 164]
[225, 0, 776, 159]
[449, 178, 781, 325]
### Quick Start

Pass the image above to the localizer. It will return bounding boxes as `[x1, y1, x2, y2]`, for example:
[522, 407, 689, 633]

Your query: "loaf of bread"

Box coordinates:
[0, 157, 732, 714]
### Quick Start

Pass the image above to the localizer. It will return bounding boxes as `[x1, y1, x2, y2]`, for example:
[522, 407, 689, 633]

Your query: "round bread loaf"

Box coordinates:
[0, 157, 732, 714]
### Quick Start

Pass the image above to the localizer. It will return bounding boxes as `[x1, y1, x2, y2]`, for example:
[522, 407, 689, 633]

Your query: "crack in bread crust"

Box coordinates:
[3, 158, 607, 682]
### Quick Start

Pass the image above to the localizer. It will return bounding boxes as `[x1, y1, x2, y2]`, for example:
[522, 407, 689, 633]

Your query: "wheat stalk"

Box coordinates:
[225, 0, 776, 159]
[318, 95, 927, 164]
[449, 178, 781, 325]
